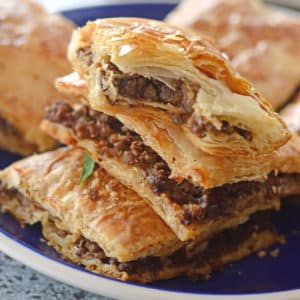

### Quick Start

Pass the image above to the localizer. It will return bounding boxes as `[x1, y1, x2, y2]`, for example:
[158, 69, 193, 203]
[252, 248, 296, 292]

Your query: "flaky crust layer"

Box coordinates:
[166, 0, 300, 110]
[0, 147, 184, 261]
[67, 17, 289, 157]
[0, 0, 74, 154]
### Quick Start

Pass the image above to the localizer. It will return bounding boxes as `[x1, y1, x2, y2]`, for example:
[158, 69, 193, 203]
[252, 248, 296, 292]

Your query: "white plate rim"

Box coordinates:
[1, 231, 300, 300]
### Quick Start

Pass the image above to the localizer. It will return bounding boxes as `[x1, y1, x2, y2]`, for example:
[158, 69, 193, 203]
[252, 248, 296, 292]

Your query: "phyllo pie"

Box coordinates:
[0, 0, 74, 155]
[165, 0, 300, 110]
[65, 18, 289, 157]
[0, 147, 192, 282]
[41, 101, 300, 241]
[0, 147, 280, 282]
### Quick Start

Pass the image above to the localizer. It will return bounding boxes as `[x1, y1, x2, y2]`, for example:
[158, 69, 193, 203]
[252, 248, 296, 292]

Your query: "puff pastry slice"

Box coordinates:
[0, 147, 279, 282]
[55, 77, 273, 188]
[65, 17, 289, 157]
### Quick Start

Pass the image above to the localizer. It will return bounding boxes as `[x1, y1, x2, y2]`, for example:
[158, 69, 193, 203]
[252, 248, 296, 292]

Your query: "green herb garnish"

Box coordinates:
[79, 154, 95, 185]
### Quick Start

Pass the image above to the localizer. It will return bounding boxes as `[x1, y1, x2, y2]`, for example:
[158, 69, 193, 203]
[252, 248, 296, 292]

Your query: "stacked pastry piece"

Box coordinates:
[40, 18, 300, 273]
[0, 147, 280, 282]
[42, 17, 294, 240]
[1, 18, 300, 283]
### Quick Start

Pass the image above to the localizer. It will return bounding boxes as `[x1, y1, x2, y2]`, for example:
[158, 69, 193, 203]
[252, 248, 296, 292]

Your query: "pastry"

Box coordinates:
[0, 147, 279, 282]
[42, 102, 300, 241]
[0, 0, 74, 154]
[65, 18, 289, 157]
[166, 0, 300, 110]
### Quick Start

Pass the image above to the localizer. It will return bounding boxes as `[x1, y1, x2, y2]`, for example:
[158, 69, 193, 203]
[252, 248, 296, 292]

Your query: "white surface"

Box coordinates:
[38, 0, 178, 12]
[1, 232, 300, 300]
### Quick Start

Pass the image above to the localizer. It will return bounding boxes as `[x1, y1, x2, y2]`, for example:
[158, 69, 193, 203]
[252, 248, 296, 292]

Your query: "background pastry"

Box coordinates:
[166, 0, 300, 110]
[0, 0, 74, 155]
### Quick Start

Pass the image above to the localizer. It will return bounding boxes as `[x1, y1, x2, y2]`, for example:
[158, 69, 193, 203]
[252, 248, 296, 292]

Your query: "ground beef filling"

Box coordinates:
[46, 101, 298, 225]
[46, 101, 204, 209]
[188, 115, 253, 141]
[73, 236, 163, 275]
[99, 62, 252, 141]
[99, 62, 191, 108]
[76, 47, 93, 68]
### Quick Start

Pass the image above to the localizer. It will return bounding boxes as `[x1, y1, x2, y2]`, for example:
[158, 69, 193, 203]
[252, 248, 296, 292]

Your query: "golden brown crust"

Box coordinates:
[0, 147, 183, 261]
[67, 17, 289, 157]
[166, 0, 300, 110]
[0, 0, 75, 154]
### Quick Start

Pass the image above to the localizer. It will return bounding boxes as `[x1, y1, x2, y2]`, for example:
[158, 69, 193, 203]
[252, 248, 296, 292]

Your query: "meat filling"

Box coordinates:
[188, 115, 253, 141]
[73, 236, 162, 274]
[46, 101, 300, 225]
[99, 62, 252, 141]
[100, 62, 188, 107]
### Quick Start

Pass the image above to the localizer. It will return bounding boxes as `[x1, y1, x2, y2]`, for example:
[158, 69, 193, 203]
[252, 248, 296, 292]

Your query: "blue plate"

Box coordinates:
[1, 3, 300, 299]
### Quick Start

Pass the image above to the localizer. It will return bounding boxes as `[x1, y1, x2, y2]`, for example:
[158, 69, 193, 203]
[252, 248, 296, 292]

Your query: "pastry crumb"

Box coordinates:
[278, 235, 286, 245]
[270, 248, 280, 257]
[257, 250, 266, 258]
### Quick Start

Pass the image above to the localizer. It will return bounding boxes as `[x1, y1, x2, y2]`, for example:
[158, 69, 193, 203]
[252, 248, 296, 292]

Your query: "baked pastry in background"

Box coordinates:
[67, 18, 289, 158]
[0, 0, 74, 155]
[0, 146, 280, 282]
[166, 0, 300, 110]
